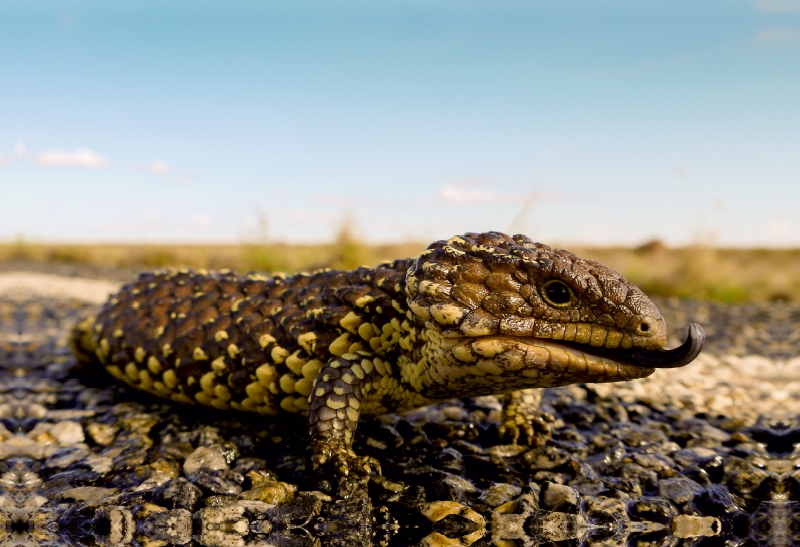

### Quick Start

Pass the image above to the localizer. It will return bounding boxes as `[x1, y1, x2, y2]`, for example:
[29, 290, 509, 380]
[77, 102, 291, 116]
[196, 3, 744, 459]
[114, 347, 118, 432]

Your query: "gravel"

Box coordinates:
[0, 270, 798, 547]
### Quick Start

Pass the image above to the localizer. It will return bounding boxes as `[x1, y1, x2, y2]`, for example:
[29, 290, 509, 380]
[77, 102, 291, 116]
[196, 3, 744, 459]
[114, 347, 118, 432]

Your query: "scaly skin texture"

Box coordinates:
[71, 232, 671, 479]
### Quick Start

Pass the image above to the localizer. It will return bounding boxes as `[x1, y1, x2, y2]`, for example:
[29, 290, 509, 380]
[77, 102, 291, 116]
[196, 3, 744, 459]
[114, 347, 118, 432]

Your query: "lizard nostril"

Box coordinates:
[640, 322, 650, 332]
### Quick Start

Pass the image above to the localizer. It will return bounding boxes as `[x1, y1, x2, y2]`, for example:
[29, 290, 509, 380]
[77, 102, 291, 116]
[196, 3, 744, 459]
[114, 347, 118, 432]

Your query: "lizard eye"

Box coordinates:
[541, 280, 573, 308]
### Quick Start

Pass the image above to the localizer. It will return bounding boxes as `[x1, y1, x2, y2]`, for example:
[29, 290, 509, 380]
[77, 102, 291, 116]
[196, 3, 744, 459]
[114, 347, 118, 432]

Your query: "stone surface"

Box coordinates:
[0, 271, 798, 547]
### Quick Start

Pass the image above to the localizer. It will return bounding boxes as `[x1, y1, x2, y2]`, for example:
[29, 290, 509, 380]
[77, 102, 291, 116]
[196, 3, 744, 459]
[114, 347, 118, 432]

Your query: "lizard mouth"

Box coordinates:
[455, 323, 705, 390]
[551, 323, 705, 370]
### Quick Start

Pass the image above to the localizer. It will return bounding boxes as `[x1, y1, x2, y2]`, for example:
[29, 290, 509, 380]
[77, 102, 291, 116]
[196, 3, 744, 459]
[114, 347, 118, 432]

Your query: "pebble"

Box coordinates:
[240, 472, 296, 504]
[522, 445, 571, 470]
[658, 477, 704, 504]
[49, 420, 85, 444]
[156, 478, 204, 511]
[195, 506, 248, 547]
[86, 422, 118, 446]
[140, 508, 193, 545]
[671, 514, 721, 538]
[480, 483, 521, 507]
[540, 482, 581, 512]
[2, 277, 799, 547]
[188, 469, 243, 496]
[61, 486, 120, 501]
[184, 446, 230, 474]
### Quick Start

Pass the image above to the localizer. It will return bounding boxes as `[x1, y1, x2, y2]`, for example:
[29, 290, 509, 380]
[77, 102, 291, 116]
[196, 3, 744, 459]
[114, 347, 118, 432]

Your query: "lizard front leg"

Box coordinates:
[499, 388, 555, 446]
[308, 353, 381, 479]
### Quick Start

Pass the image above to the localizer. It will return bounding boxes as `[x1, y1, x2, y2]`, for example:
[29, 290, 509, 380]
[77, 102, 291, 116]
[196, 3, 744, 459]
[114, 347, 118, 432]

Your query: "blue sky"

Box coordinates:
[1, 0, 798, 246]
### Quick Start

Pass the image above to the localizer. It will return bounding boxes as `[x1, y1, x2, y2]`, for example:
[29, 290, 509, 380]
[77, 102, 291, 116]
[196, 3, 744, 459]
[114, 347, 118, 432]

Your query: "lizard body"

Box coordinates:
[71, 232, 703, 478]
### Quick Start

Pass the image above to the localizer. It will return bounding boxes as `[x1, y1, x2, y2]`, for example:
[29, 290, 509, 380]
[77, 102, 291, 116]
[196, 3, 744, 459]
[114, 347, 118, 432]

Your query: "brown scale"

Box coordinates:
[73, 233, 699, 483]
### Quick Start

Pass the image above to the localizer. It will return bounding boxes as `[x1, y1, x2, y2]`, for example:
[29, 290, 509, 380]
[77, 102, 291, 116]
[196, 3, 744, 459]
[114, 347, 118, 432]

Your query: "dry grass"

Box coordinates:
[0, 234, 426, 279]
[568, 242, 798, 303]
[1, 236, 797, 303]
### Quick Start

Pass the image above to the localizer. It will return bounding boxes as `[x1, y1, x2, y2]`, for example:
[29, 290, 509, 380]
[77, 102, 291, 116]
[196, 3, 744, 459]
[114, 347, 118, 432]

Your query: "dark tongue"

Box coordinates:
[630, 323, 705, 369]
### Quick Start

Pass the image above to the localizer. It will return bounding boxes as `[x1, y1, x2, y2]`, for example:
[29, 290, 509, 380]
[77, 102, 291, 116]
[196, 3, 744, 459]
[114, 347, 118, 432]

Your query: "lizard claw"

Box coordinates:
[311, 439, 380, 497]
[311, 439, 381, 478]
[499, 410, 554, 446]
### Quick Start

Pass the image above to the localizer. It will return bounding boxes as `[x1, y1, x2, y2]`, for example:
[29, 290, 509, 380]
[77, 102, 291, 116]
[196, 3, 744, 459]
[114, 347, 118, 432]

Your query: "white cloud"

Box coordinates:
[767, 220, 793, 237]
[754, 0, 800, 13]
[754, 26, 800, 44]
[13, 142, 26, 157]
[173, 171, 191, 184]
[143, 209, 159, 223]
[432, 180, 533, 205]
[33, 148, 108, 168]
[184, 214, 211, 227]
[148, 160, 170, 174]
[130, 160, 190, 183]
[310, 194, 382, 207]
[671, 164, 690, 182]
[425, 179, 574, 210]
[281, 209, 339, 223]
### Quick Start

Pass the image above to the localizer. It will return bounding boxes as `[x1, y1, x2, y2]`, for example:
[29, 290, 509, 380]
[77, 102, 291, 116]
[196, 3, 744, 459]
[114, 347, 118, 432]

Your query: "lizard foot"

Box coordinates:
[498, 409, 555, 446]
[311, 439, 381, 478]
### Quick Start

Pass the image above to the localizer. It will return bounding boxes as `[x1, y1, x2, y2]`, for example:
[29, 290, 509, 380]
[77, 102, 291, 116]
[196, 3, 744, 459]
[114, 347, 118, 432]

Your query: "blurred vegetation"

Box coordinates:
[1, 236, 797, 303]
[570, 240, 799, 304]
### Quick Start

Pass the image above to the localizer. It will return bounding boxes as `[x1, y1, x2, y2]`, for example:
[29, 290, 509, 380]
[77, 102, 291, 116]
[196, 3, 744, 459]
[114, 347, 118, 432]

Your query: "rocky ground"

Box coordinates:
[0, 269, 798, 547]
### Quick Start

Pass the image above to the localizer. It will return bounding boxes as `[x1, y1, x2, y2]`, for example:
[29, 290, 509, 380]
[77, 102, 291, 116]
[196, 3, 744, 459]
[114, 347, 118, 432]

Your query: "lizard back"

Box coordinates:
[71, 260, 414, 416]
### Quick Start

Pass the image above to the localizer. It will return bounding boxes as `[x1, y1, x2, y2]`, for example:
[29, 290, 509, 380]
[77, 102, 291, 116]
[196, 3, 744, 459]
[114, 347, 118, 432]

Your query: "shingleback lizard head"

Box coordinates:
[406, 232, 704, 395]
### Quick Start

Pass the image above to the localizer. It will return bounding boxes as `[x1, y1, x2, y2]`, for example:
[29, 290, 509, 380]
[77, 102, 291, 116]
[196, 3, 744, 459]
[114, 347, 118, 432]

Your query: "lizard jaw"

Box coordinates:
[545, 323, 705, 370]
[443, 335, 655, 391]
[437, 323, 704, 393]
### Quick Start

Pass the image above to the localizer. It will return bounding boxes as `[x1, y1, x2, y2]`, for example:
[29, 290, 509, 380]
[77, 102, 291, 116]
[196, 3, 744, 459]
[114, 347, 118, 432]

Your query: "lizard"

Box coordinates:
[70, 232, 704, 481]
